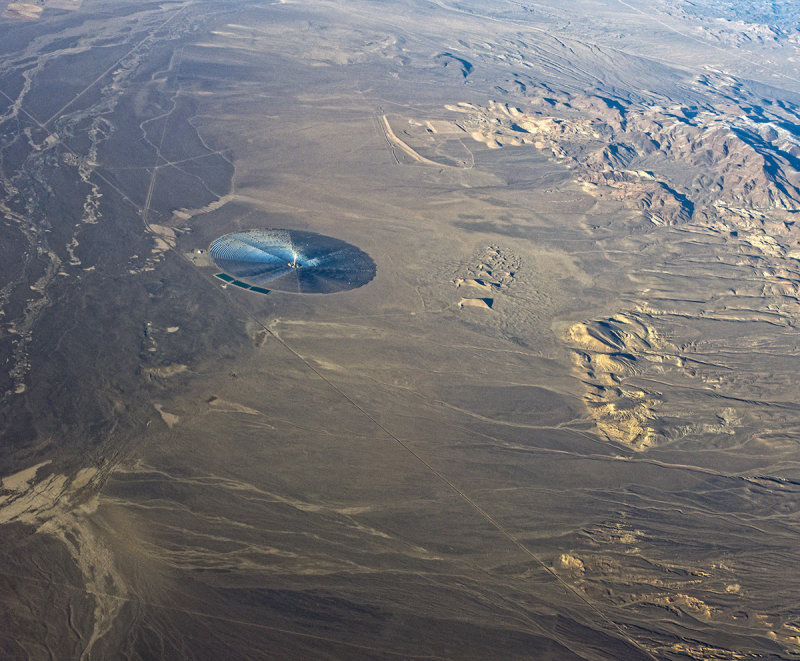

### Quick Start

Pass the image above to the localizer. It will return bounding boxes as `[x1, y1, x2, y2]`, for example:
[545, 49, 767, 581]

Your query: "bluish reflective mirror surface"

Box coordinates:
[209, 229, 376, 294]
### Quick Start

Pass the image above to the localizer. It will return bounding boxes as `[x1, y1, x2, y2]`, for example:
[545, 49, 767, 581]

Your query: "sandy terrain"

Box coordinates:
[1, 0, 800, 659]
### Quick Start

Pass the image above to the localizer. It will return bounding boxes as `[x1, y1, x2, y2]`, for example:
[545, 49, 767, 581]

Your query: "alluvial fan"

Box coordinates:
[209, 229, 376, 294]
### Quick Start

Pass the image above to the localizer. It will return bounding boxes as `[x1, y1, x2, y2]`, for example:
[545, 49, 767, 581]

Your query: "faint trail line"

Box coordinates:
[42, 4, 191, 127]
[0, 84, 155, 220]
[0, 7, 649, 655]
[380, 113, 450, 167]
[0, 68, 208, 232]
[101, 150, 229, 171]
[0, 572, 444, 660]
[173, 248, 654, 656]
[141, 99, 177, 228]
[374, 107, 400, 164]
[235, 316, 657, 660]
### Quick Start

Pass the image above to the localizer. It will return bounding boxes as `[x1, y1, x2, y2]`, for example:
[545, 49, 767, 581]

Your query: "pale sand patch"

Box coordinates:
[568, 321, 623, 353]
[148, 224, 176, 255]
[333, 506, 373, 515]
[1, 460, 51, 491]
[70, 467, 98, 491]
[458, 297, 493, 310]
[207, 396, 261, 415]
[0, 465, 126, 656]
[567, 316, 668, 450]
[171, 194, 233, 222]
[6, 3, 43, 19]
[557, 553, 585, 573]
[144, 363, 187, 379]
[312, 358, 343, 372]
[454, 278, 493, 293]
[652, 593, 715, 619]
[0, 474, 68, 521]
[154, 404, 179, 428]
[664, 642, 746, 659]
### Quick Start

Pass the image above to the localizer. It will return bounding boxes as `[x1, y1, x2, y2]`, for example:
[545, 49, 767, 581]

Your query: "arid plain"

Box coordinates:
[1, 0, 800, 658]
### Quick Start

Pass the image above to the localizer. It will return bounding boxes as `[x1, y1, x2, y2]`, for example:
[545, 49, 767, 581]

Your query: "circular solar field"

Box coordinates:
[209, 229, 376, 294]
